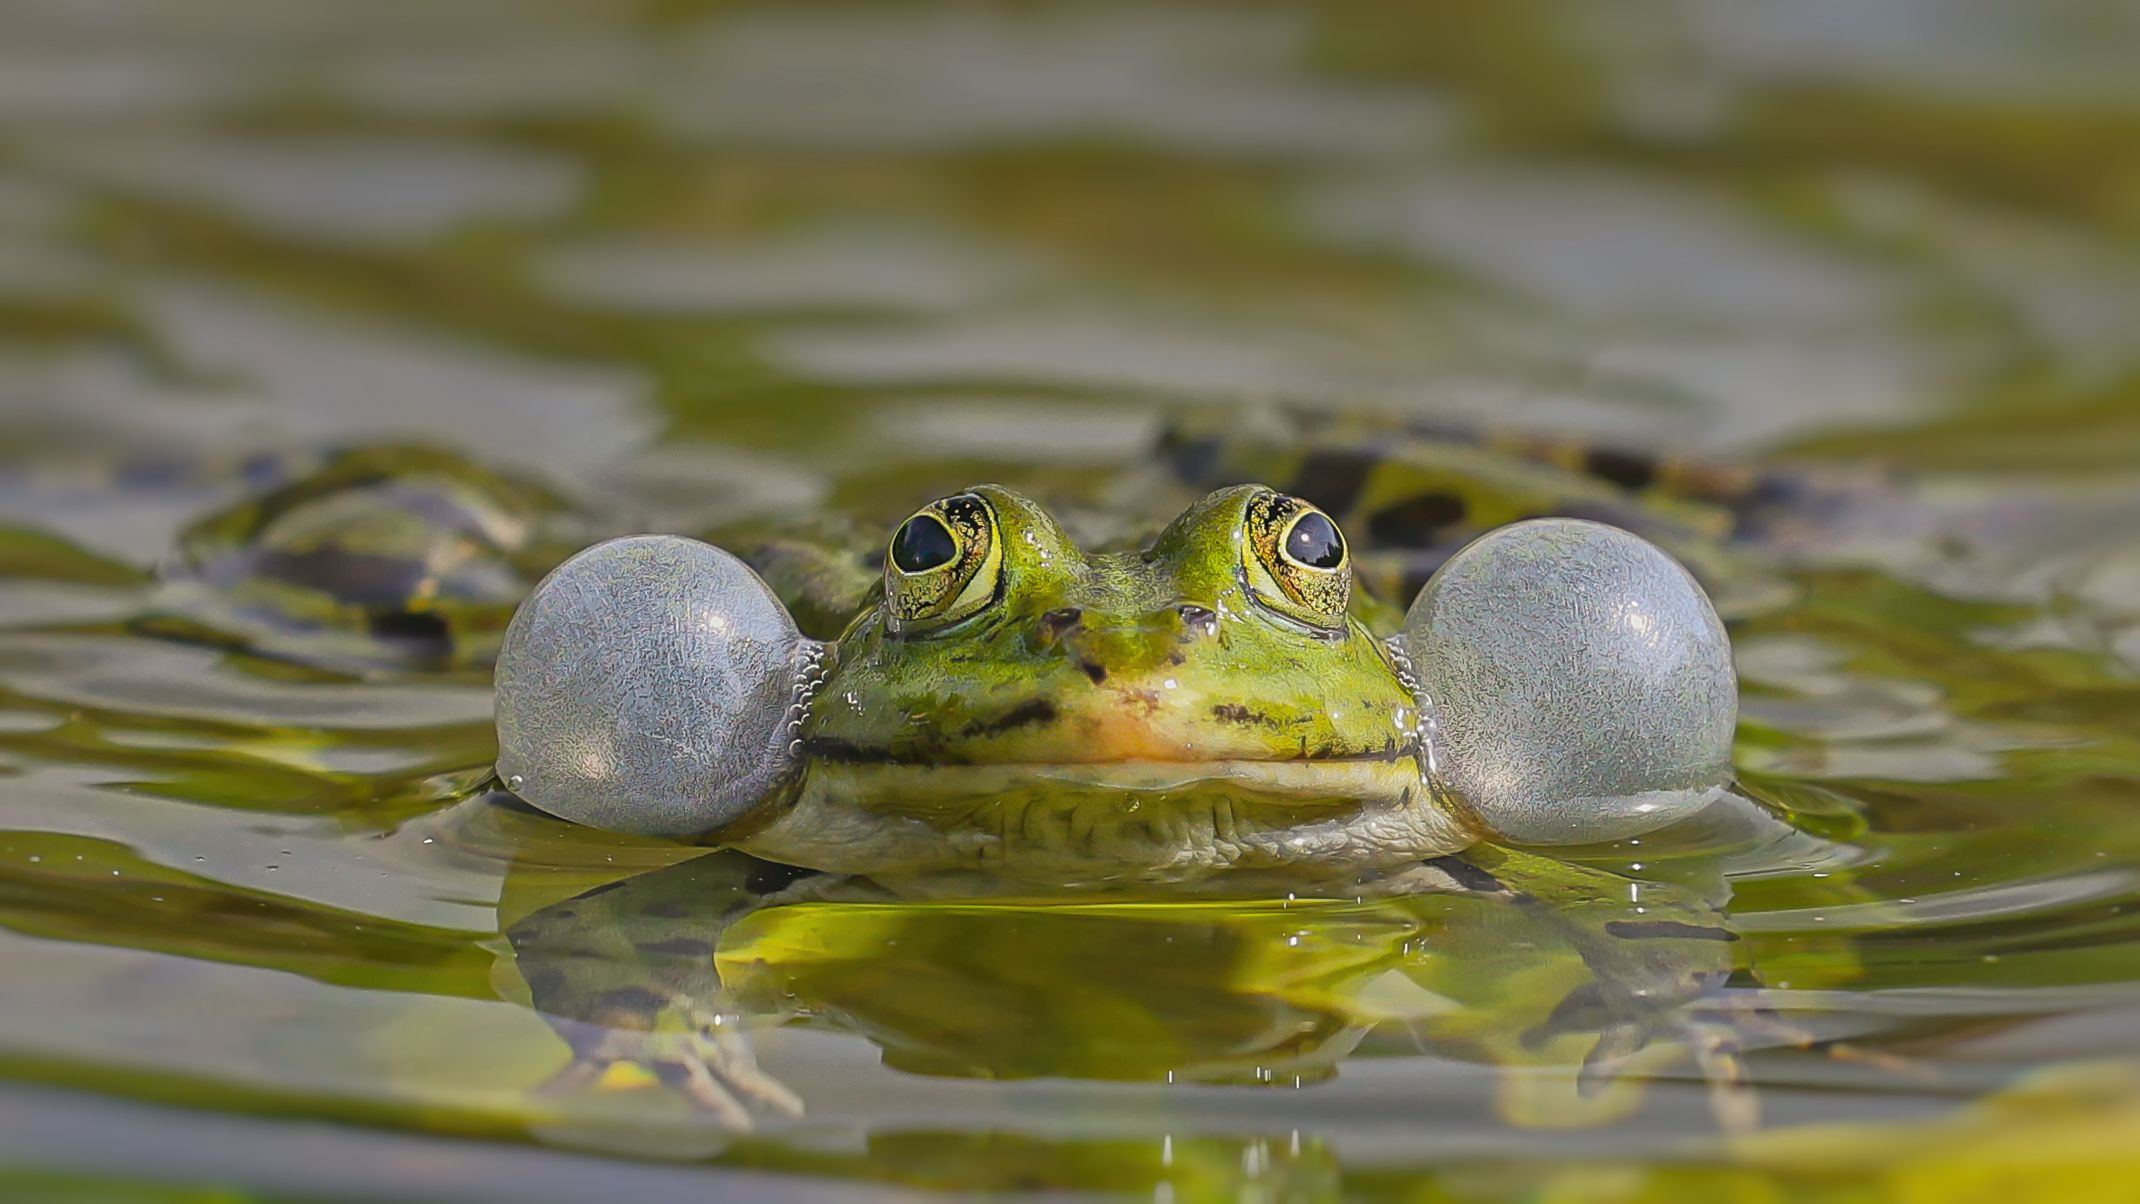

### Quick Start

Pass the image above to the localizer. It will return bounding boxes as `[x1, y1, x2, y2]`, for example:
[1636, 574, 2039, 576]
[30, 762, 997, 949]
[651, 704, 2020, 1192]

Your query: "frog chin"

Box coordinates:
[736, 753, 1474, 881]
[807, 757, 1445, 836]
[958, 755, 1423, 792]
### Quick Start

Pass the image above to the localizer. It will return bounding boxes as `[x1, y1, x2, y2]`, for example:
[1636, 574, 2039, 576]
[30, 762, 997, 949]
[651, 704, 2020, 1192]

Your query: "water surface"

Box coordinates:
[4, 2, 2140, 1200]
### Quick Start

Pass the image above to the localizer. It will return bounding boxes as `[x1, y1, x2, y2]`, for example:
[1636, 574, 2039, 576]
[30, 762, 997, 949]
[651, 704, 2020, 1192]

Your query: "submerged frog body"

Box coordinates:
[152, 445, 585, 673]
[499, 838, 1771, 1133]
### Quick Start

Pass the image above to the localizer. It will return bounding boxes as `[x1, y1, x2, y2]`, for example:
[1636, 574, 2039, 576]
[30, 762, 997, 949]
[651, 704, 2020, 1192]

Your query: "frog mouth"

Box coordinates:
[799, 753, 1431, 807]
[754, 754, 1474, 876]
[802, 734, 1423, 767]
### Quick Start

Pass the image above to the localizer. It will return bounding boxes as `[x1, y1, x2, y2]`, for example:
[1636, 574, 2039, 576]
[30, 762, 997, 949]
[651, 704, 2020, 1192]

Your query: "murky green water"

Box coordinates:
[5, 2, 2140, 1201]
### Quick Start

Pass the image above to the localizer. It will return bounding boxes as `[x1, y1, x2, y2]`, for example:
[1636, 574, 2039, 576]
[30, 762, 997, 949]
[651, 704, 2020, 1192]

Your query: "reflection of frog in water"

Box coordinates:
[501, 842, 1759, 1132]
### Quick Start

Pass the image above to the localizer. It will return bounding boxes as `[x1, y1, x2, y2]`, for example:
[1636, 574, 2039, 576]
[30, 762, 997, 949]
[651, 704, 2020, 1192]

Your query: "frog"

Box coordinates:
[492, 473, 1740, 886]
[465, 405, 1775, 1132]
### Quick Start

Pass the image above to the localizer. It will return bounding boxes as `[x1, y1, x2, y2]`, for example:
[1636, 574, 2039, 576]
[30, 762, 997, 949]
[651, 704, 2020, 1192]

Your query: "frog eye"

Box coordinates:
[1284, 510, 1346, 570]
[885, 492, 1002, 627]
[891, 513, 958, 573]
[1245, 492, 1351, 626]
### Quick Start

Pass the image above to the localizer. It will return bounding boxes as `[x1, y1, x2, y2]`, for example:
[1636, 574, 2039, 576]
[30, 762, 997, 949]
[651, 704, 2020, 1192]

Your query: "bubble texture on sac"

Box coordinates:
[1401, 518, 1738, 845]
[494, 534, 812, 836]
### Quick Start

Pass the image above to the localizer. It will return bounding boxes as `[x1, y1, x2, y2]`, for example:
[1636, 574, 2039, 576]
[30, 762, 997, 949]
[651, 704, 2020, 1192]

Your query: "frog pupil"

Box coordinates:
[892, 514, 958, 573]
[1286, 511, 1345, 569]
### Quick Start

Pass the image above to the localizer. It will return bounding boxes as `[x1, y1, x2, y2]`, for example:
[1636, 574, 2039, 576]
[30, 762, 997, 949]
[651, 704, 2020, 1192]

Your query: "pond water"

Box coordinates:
[5, 2, 2140, 1201]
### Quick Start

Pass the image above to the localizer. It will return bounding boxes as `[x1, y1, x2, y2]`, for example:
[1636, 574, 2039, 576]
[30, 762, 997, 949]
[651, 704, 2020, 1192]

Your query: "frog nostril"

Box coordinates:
[1178, 605, 1218, 637]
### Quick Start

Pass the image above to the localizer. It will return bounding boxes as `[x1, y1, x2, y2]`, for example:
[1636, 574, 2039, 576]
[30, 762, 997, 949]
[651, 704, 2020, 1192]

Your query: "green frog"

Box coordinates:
[468, 409, 1765, 1131]
[491, 430, 1741, 884]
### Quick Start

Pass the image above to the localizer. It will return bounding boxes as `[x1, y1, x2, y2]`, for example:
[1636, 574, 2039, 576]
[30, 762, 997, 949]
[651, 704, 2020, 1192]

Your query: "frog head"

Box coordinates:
[806, 484, 1418, 768]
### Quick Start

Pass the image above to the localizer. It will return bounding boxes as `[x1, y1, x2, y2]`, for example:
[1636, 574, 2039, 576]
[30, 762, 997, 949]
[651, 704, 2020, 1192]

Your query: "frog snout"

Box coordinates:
[1033, 604, 1216, 686]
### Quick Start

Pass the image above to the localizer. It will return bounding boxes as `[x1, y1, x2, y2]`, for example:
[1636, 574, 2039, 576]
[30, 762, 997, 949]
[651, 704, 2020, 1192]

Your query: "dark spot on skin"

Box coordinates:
[745, 861, 822, 895]
[798, 736, 901, 764]
[1290, 449, 1380, 514]
[1079, 660, 1108, 685]
[1420, 855, 1505, 894]
[962, 698, 1060, 738]
[1604, 920, 1739, 942]
[1178, 604, 1217, 636]
[1041, 607, 1082, 633]
[1584, 448, 1659, 491]
[577, 879, 632, 900]
[644, 899, 695, 919]
[1211, 703, 1267, 725]
[1365, 492, 1467, 548]
[635, 937, 715, 958]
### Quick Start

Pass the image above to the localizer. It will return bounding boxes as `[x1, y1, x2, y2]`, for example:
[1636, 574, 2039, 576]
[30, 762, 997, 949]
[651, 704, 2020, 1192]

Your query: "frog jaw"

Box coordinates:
[731, 755, 1470, 884]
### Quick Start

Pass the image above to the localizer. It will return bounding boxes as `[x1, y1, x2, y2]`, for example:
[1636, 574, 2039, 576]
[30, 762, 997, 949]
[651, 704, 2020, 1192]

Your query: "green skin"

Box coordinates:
[724, 484, 1478, 891]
